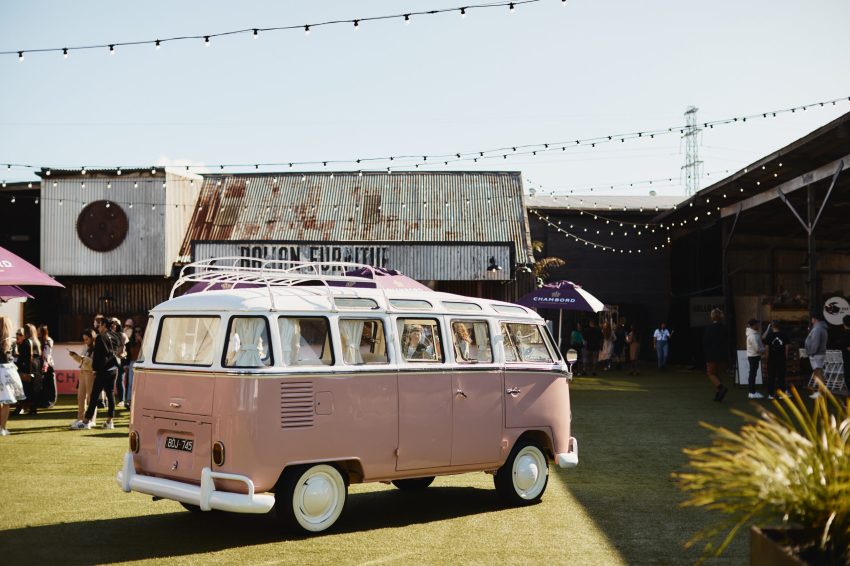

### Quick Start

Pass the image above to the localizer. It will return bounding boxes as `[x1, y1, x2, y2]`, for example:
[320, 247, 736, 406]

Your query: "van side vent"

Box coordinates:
[280, 381, 315, 428]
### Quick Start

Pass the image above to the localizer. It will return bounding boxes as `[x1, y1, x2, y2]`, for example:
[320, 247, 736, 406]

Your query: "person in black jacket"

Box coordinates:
[72, 316, 122, 430]
[762, 320, 790, 399]
[702, 308, 728, 402]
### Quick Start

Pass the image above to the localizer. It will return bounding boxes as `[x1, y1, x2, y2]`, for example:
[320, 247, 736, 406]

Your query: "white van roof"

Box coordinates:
[159, 257, 541, 319]
[154, 285, 539, 320]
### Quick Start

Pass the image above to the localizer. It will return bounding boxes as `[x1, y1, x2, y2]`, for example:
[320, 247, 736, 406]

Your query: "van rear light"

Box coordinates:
[129, 430, 140, 453]
[212, 441, 225, 466]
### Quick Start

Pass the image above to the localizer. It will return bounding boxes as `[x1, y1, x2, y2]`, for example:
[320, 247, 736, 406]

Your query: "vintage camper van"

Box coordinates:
[117, 259, 579, 533]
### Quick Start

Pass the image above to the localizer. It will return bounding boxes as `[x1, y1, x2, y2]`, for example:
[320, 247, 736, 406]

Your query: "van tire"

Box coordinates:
[493, 439, 549, 505]
[275, 464, 347, 534]
[391, 476, 435, 491]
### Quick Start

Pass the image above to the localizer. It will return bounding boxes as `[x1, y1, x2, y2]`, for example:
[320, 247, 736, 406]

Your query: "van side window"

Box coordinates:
[451, 320, 493, 363]
[339, 319, 389, 365]
[154, 316, 220, 366]
[278, 317, 333, 367]
[223, 317, 272, 368]
[502, 323, 555, 363]
[398, 318, 443, 363]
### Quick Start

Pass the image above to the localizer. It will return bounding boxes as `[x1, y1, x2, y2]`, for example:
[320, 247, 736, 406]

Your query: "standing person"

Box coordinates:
[124, 321, 141, 410]
[762, 321, 790, 399]
[15, 325, 42, 415]
[613, 322, 626, 370]
[72, 316, 122, 430]
[626, 324, 641, 375]
[745, 319, 766, 399]
[110, 318, 128, 408]
[37, 325, 57, 408]
[69, 329, 97, 427]
[0, 317, 26, 436]
[600, 322, 613, 371]
[702, 309, 729, 402]
[838, 315, 850, 396]
[569, 323, 585, 376]
[653, 322, 673, 370]
[584, 319, 602, 376]
[805, 315, 829, 399]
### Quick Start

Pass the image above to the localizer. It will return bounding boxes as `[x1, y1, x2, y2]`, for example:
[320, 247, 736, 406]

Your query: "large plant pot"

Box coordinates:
[750, 526, 808, 566]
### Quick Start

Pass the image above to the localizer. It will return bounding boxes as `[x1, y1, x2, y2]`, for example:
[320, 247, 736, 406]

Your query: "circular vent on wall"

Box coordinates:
[76, 200, 129, 252]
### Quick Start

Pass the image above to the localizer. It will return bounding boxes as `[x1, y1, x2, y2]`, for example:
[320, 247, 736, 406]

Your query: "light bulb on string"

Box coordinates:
[63, 48, 68, 59]
[18, 51, 23, 62]
[109, 44, 115, 55]
[353, 20, 360, 30]
[10, 196, 15, 204]
[404, 14, 411, 24]
[155, 39, 161, 50]
[204, 36, 210, 46]
[304, 25, 310, 35]
[253, 29, 259, 39]
[460, 7, 467, 18]
[34, 198, 39, 205]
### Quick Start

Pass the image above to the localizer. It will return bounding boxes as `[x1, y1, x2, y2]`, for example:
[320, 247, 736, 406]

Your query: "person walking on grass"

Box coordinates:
[702, 309, 729, 402]
[72, 317, 122, 430]
[745, 319, 765, 399]
[806, 314, 828, 399]
[762, 320, 790, 399]
[584, 320, 602, 376]
[69, 328, 97, 428]
[653, 322, 673, 370]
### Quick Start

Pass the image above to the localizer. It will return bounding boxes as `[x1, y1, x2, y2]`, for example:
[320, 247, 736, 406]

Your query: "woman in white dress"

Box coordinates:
[0, 316, 26, 436]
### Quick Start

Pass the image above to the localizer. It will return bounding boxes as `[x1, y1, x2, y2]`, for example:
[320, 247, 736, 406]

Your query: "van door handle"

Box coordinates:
[455, 389, 467, 399]
[506, 387, 520, 396]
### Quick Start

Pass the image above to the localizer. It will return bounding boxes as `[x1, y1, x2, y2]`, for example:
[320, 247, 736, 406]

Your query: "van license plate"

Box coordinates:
[165, 436, 194, 452]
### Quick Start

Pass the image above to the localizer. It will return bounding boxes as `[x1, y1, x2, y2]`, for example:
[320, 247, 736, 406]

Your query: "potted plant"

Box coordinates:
[674, 381, 850, 565]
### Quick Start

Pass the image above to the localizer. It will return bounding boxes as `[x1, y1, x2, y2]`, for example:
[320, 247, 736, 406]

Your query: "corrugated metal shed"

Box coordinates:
[180, 171, 534, 266]
[37, 168, 201, 276]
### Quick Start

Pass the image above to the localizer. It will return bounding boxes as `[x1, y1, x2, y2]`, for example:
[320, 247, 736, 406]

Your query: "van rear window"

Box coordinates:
[154, 316, 220, 366]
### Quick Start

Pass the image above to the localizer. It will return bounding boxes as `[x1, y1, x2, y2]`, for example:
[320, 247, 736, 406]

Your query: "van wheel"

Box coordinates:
[276, 464, 347, 533]
[493, 440, 549, 505]
[391, 476, 435, 491]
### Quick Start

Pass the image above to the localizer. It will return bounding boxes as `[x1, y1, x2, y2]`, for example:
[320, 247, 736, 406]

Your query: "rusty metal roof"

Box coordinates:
[179, 171, 533, 264]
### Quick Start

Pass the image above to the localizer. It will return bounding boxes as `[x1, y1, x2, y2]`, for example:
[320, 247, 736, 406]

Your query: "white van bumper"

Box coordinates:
[556, 437, 579, 468]
[116, 452, 275, 514]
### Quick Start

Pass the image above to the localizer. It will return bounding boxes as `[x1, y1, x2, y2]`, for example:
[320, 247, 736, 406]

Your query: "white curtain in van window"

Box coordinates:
[339, 320, 365, 364]
[233, 318, 265, 367]
[190, 318, 219, 365]
[278, 318, 301, 366]
[472, 322, 493, 362]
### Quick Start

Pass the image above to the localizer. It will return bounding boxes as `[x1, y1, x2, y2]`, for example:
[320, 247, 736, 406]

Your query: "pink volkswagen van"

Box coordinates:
[117, 259, 578, 533]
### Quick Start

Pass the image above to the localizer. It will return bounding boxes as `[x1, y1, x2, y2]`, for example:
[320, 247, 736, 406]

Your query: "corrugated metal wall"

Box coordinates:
[41, 170, 200, 276]
[180, 171, 534, 266]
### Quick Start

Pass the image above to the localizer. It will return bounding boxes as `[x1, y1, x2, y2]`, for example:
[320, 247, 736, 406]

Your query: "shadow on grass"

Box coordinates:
[556, 369, 752, 564]
[0, 486, 508, 565]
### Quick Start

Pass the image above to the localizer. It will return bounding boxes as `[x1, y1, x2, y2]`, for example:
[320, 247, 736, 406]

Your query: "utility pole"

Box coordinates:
[682, 106, 702, 197]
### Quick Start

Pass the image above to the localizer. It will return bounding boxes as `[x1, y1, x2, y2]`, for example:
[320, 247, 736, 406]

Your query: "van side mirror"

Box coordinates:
[563, 348, 578, 381]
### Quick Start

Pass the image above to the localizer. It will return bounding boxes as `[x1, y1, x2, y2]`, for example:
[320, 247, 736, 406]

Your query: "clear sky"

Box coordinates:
[2, 0, 849, 197]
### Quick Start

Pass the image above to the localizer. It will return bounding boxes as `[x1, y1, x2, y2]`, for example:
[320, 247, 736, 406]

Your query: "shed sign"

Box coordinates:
[192, 240, 514, 281]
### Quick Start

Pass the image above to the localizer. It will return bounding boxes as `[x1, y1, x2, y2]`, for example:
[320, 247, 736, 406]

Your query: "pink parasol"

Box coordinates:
[0, 285, 34, 303]
[0, 246, 64, 288]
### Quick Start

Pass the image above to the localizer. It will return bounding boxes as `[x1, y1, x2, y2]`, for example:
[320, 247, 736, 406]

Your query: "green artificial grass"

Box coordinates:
[0, 369, 757, 565]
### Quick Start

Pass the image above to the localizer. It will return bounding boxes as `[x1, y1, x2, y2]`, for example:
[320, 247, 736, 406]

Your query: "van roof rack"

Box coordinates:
[172, 257, 388, 308]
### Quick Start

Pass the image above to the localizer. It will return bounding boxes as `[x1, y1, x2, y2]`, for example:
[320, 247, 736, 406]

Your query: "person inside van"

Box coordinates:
[403, 325, 434, 360]
[453, 323, 473, 361]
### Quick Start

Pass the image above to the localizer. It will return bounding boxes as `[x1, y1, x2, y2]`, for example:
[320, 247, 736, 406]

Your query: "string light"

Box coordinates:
[2, 0, 540, 62]
[155, 39, 161, 50]
[5, 95, 844, 177]
[62, 48, 68, 59]
[109, 44, 115, 54]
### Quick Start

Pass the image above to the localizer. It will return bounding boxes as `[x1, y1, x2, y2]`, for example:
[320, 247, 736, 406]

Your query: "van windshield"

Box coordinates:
[501, 323, 555, 364]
